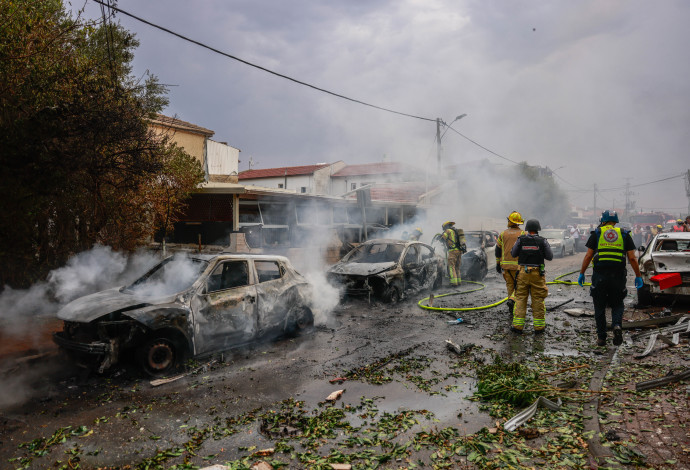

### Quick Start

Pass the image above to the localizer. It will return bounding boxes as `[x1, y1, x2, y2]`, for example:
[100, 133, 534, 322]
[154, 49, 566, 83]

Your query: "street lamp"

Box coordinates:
[437, 114, 467, 172]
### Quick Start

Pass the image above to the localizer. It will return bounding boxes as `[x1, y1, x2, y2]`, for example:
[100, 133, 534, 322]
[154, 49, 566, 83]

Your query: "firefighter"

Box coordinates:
[577, 210, 643, 347]
[685, 215, 690, 232]
[510, 219, 553, 334]
[409, 227, 423, 241]
[442, 221, 465, 286]
[495, 211, 524, 314]
[673, 219, 685, 232]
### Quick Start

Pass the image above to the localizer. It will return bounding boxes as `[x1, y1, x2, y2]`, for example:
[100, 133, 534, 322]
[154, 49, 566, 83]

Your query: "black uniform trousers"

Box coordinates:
[590, 267, 627, 339]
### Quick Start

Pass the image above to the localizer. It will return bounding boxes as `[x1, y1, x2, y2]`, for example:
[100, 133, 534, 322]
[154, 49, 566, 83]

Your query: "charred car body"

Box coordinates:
[54, 254, 314, 376]
[458, 231, 497, 281]
[637, 232, 690, 304]
[326, 239, 444, 302]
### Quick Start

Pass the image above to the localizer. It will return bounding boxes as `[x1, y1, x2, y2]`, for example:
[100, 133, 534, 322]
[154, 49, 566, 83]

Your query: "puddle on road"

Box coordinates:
[295, 377, 493, 434]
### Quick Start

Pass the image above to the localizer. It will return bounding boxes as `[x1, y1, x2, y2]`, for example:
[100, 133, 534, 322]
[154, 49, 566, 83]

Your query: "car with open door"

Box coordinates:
[637, 232, 690, 305]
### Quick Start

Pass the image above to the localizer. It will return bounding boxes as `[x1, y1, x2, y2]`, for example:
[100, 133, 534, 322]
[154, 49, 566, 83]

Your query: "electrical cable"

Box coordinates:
[417, 269, 591, 312]
[91, 0, 435, 123]
[444, 126, 521, 165]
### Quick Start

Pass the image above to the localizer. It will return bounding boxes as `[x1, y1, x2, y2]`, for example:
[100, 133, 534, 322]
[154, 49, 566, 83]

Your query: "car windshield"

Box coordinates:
[346, 243, 403, 264]
[124, 256, 209, 297]
[541, 230, 564, 239]
[464, 233, 484, 249]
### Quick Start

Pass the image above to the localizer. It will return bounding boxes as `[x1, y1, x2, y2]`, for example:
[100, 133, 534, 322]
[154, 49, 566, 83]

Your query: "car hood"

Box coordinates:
[57, 287, 175, 323]
[328, 262, 397, 276]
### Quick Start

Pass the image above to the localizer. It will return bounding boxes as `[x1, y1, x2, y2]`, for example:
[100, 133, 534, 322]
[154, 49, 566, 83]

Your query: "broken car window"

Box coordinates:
[255, 261, 283, 283]
[124, 257, 209, 297]
[207, 260, 249, 293]
[346, 243, 403, 264]
[403, 246, 418, 265]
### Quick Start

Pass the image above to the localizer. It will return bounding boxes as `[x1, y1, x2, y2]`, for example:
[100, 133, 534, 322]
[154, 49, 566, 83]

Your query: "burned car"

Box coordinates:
[458, 231, 497, 281]
[637, 232, 690, 305]
[53, 254, 314, 376]
[326, 239, 444, 302]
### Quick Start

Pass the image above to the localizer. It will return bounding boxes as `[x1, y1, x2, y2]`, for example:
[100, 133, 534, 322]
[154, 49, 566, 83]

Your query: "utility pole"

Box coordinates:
[685, 169, 690, 215]
[436, 118, 442, 173]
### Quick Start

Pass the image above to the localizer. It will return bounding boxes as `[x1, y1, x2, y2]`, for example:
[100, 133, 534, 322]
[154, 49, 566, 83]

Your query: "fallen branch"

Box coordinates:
[541, 364, 589, 377]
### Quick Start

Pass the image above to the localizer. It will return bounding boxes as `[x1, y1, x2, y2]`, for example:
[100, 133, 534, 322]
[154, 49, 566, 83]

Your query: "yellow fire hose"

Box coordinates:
[417, 269, 592, 312]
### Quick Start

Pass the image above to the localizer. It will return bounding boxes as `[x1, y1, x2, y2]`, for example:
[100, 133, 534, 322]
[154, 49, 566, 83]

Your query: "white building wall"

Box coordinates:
[241, 175, 313, 192]
[207, 140, 239, 176]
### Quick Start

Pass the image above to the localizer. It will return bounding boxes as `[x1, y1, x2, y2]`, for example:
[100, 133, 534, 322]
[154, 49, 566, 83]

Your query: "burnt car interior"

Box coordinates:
[208, 260, 249, 292]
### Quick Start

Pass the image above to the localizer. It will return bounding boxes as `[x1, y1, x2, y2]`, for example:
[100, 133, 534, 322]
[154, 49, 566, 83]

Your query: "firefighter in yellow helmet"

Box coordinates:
[495, 211, 524, 314]
[409, 227, 423, 241]
[442, 221, 466, 286]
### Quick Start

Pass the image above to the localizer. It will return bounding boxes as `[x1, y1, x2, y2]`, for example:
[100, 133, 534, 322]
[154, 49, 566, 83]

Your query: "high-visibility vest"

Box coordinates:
[497, 227, 523, 269]
[595, 226, 625, 266]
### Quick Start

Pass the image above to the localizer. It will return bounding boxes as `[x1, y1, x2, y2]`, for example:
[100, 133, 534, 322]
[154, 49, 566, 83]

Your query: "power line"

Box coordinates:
[91, 0, 435, 123]
[444, 125, 520, 165]
[597, 173, 684, 192]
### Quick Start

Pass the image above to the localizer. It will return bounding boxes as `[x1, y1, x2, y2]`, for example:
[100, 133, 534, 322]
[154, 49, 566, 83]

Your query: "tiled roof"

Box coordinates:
[239, 164, 331, 180]
[331, 162, 407, 177]
[150, 114, 215, 137]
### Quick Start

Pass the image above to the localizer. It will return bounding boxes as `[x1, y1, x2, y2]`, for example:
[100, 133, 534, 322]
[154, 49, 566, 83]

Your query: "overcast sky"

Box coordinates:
[75, 0, 689, 215]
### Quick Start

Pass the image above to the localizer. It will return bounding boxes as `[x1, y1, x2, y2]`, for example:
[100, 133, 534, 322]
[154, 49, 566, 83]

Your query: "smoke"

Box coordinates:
[0, 245, 162, 340]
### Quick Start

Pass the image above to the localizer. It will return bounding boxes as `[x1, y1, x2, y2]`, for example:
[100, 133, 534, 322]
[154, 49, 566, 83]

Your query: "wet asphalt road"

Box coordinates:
[0, 253, 616, 468]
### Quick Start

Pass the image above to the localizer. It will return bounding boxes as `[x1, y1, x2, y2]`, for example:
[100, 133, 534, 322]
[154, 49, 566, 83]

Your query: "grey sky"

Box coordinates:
[76, 0, 689, 215]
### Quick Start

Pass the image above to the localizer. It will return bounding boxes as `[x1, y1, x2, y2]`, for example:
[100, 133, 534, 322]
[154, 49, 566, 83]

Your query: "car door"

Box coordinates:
[402, 245, 423, 291]
[418, 245, 439, 288]
[253, 260, 293, 336]
[192, 259, 258, 354]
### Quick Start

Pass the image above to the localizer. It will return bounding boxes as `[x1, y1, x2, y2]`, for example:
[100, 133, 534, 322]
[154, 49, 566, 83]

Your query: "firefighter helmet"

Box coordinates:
[442, 221, 455, 229]
[599, 210, 619, 224]
[507, 211, 524, 225]
[678, 219, 683, 224]
[524, 219, 541, 232]
[413, 227, 423, 234]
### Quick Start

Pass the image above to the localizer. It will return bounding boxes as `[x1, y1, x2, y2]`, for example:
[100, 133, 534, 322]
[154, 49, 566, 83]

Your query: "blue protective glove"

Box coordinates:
[577, 273, 585, 286]
[635, 276, 644, 289]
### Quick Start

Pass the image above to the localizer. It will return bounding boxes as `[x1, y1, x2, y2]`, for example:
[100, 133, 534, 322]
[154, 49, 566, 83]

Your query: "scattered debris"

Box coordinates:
[326, 389, 344, 402]
[635, 368, 690, 391]
[251, 448, 275, 457]
[633, 332, 679, 359]
[330, 464, 352, 470]
[329, 377, 347, 384]
[503, 396, 562, 432]
[547, 298, 574, 311]
[446, 318, 464, 324]
[149, 359, 217, 387]
[564, 308, 594, 317]
[251, 462, 274, 470]
[622, 314, 686, 329]
[445, 339, 474, 355]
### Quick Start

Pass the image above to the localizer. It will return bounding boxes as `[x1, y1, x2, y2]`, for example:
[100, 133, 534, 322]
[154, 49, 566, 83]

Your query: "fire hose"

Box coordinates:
[416, 269, 592, 312]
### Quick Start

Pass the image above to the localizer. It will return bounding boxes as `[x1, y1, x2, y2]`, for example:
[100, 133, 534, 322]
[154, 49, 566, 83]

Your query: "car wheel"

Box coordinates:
[285, 306, 314, 336]
[385, 286, 401, 303]
[138, 336, 181, 377]
[560, 247, 565, 258]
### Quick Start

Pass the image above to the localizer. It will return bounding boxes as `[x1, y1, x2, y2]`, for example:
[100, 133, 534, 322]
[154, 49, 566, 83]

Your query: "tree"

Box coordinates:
[0, 0, 204, 287]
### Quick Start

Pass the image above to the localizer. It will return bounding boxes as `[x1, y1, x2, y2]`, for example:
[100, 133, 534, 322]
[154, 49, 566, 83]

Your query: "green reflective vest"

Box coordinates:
[596, 226, 625, 266]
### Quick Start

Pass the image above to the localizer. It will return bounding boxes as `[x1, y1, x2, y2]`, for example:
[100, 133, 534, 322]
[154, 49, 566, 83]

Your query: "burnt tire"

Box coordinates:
[384, 286, 401, 304]
[285, 307, 314, 337]
[138, 336, 182, 377]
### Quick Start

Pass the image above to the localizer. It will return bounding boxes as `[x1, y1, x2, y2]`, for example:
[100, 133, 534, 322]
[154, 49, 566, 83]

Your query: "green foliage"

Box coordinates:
[0, 0, 203, 287]
[474, 355, 553, 407]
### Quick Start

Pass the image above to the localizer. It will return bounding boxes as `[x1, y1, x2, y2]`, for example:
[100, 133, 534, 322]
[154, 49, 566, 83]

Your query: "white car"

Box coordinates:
[637, 232, 690, 304]
[540, 229, 575, 258]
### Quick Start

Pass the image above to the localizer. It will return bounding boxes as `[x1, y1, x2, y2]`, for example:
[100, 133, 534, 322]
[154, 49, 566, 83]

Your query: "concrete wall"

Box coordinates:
[151, 123, 207, 166]
[240, 175, 312, 192]
[207, 140, 239, 182]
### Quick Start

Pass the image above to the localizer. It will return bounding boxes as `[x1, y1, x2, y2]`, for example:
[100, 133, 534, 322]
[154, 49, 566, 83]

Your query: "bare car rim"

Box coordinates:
[140, 339, 176, 376]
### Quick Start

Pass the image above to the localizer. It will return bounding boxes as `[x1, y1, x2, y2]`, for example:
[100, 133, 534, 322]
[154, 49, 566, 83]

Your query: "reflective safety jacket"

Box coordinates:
[673, 225, 685, 232]
[442, 228, 465, 252]
[495, 227, 523, 271]
[594, 226, 626, 267]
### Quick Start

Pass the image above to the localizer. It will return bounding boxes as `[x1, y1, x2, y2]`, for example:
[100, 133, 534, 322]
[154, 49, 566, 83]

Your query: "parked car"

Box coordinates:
[459, 230, 497, 281]
[540, 229, 575, 257]
[54, 253, 314, 376]
[326, 239, 444, 303]
[637, 232, 690, 305]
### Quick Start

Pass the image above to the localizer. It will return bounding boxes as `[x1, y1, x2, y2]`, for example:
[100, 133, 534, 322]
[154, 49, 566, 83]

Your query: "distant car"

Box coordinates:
[637, 232, 690, 305]
[326, 239, 444, 302]
[459, 230, 497, 281]
[54, 253, 314, 376]
[541, 229, 575, 257]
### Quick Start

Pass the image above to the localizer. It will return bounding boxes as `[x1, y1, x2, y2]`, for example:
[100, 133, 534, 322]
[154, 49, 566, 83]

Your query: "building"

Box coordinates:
[238, 162, 345, 194]
[149, 114, 239, 183]
[330, 162, 422, 195]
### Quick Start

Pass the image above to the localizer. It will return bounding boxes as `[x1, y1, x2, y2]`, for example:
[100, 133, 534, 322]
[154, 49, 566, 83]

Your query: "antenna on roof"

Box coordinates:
[248, 156, 255, 170]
